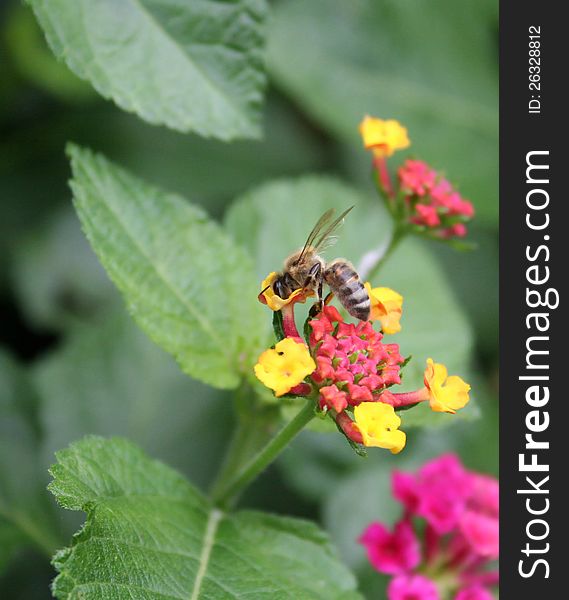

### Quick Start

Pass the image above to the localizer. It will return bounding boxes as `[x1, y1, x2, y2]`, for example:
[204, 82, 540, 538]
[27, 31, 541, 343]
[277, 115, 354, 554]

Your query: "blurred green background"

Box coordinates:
[0, 0, 498, 597]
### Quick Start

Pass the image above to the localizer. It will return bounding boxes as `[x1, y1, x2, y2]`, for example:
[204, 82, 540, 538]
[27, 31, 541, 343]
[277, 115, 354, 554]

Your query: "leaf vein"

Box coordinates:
[190, 508, 224, 600]
[79, 163, 228, 356]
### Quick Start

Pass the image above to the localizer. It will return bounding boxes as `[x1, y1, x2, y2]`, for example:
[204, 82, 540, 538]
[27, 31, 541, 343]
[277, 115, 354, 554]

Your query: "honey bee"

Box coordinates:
[268, 207, 370, 321]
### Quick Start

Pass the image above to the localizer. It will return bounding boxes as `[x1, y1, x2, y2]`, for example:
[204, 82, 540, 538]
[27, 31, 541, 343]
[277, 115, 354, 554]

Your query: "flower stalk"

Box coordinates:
[374, 155, 395, 199]
[362, 225, 405, 284]
[212, 398, 316, 510]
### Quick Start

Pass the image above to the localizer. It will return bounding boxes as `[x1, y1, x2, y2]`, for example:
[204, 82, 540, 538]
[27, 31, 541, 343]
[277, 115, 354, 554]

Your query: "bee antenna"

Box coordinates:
[260, 284, 271, 294]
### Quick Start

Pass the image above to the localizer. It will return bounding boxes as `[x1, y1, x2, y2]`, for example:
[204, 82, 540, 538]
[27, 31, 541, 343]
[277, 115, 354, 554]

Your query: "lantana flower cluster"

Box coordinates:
[359, 116, 475, 241]
[254, 273, 471, 454]
[399, 160, 474, 239]
[359, 455, 498, 600]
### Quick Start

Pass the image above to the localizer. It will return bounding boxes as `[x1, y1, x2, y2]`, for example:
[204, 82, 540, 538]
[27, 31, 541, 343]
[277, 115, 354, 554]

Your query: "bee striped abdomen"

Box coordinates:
[324, 261, 370, 321]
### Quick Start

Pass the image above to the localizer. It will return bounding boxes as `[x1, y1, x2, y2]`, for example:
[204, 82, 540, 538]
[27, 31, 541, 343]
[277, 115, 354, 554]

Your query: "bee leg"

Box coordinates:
[303, 262, 322, 290]
[310, 291, 334, 318]
[307, 272, 325, 319]
[311, 280, 325, 317]
[308, 303, 321, 318]
[324, 292, 335, 305]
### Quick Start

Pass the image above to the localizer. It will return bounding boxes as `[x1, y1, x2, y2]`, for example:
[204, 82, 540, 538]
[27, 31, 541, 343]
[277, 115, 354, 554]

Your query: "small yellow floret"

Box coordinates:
[259, 272, 313, 311]
[423, 358, 471, 414]
[365, 283, 403, 334]
[254, 338, 316, 397]
[359, 116, 410, 158]
[353, 402, 406, 454]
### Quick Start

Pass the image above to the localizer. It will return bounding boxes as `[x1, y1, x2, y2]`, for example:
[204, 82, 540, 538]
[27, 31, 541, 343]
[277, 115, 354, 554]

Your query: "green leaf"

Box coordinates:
[67, 144, 265, 389]
[225, 175, 478, 428]
[50, 436, 362, 599]
[33, 311, 233, 490]
[12, 207, 118, 331]
[26, 0, 267, 139]
[0, 351, 61, 564]
[8, 94, 326, 330]
[267, 0, 498, 223]
[5, 5, 94, 102]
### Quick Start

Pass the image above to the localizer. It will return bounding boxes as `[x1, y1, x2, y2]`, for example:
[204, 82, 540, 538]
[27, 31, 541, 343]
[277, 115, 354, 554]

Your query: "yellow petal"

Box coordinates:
[365, 283, 403, 334]
[358, 116, 410, 157]
[259, 272, 313, 311]
[424, 358, 471, 413]
[353, 402, 407, 454]
[254, 338, 316, 397]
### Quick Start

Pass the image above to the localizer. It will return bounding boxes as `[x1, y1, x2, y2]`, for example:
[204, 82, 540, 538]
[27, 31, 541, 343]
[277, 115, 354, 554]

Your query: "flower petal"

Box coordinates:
[258, 272, 313, 311]
[354, 402, 406, 453]
[358, 115, 410, 158]
[254, 338, 316, 397]
[365, 283, 403, 334]
[424, 358, 470, 413]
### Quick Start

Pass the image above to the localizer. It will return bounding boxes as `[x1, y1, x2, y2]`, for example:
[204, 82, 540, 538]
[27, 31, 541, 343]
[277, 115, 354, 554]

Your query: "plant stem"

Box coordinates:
[212, 398, 316, 510]
[209, 386, 279, 500]
[359, 226, 405, 284]
[209, 409, 276, 499]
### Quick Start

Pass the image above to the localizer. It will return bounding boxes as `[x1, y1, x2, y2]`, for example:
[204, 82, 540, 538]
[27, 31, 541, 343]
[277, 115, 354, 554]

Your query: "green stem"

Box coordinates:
[212, 399, 316, 510]
[209, 383, 280, 500]
[364, 226, 405, 284]
[209, 407, 276, 500]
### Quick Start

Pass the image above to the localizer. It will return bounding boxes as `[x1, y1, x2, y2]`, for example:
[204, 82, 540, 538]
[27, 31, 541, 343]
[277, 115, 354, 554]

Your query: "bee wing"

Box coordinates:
[312, 206, 354, 253]
[315, 235, 339, 254]
[297, 208, 336, 261]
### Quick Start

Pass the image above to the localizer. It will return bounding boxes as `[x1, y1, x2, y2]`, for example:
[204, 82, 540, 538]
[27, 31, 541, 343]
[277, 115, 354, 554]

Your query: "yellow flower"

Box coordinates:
[258, 272, 313, 311]
[423, 358, 471, 413]
[359, 116, 410, 158]
[353, 402, 406, 454]
[254, 338, 316, 397]
[365, 283, 403, 334]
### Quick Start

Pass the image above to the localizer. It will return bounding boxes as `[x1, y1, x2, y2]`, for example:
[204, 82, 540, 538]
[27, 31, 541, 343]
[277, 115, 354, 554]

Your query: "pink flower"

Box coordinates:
[387, 574, 440, 600]
[398, 160, 438, 196]
[460, 512, 499, 560]
[309, 313, 335, 342]
[469, 474, 499, 517]
[319, 385, 348, 412]
[362, 455, 498, 599]
[439, 224, 467, 239]
[397, 160, 474, 239]
[430, 178, 453, 199]
[393, 454, 473, 534]
[392, 470, 420, 512]
[458, 473, 499, 559]
[309, 306, 404, 411]
[412, 204, 441, 227]
[347, 383, 373, 403]
[359, 520, 421, 575]
[454, 585, 494, 600]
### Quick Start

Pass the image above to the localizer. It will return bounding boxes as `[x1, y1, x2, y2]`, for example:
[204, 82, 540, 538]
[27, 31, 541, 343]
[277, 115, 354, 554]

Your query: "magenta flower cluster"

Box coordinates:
[310, 305, 404, 413]
[397, 160, 475, 239]
[359, 454, 498, 600]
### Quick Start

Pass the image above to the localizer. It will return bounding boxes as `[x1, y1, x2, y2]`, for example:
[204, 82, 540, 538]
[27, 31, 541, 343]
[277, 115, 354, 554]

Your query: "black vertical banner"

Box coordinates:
[500, 2, 563, 597]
